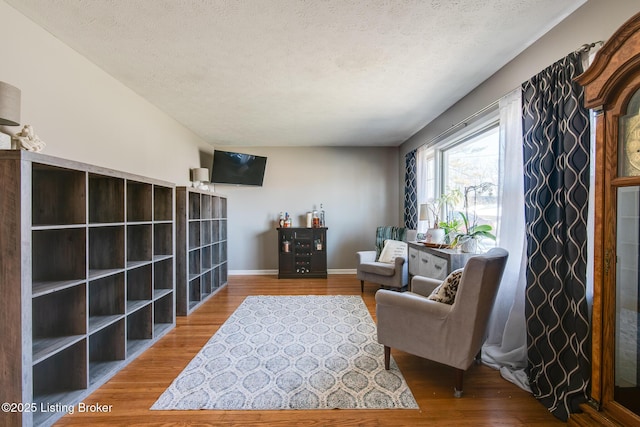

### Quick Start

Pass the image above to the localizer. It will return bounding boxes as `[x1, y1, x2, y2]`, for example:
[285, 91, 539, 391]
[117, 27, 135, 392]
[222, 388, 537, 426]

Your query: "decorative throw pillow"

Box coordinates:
[427, 268, 464, 305]
[377, 239, 408, 263]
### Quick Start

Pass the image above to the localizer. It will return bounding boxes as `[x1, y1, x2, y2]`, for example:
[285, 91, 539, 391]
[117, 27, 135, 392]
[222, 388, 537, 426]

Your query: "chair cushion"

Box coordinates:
[358, 261, 396, 277]
[427, 268, 464, 304]
[378, 240, 408, 263]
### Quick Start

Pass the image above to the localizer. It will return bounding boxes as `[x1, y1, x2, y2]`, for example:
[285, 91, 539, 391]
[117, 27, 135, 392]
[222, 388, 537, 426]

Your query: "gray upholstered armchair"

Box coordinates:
[375, 247, 508, 397]
[356, 226, 417, 292]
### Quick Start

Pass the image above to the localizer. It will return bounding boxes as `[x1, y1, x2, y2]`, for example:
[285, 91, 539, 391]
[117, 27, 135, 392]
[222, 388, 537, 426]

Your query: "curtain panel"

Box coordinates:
[482, 88, 530, 391]
[522, 51, 591, 421]
[404, 149, 418, 229]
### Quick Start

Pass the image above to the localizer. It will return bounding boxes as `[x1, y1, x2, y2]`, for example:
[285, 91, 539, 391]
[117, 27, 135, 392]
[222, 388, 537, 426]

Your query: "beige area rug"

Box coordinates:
[151, 295, 418, 410]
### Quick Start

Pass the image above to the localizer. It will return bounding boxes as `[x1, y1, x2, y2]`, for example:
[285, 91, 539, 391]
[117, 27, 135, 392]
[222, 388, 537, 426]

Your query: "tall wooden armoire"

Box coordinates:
[571, 11, 640, 427]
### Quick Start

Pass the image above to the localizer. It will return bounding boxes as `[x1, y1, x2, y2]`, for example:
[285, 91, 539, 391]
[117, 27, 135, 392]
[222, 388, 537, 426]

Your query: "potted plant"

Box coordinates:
[425, 190, 461, 244]
[452, 212, 496, 253]
[451, 183, 496, 253]
[437, 217, 462, 245]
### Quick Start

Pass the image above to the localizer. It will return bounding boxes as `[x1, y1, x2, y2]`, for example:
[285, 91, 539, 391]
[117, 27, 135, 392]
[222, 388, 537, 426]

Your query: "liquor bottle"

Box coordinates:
[320, 204, 326, 227]
[278, 212, 285, 228]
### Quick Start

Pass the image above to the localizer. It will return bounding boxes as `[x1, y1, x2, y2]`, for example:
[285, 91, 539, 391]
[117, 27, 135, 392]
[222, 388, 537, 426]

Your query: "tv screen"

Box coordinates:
[210, 150, 267, 186]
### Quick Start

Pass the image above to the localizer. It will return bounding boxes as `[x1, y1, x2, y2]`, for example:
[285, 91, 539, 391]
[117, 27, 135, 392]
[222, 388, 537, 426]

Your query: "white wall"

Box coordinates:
[213, 146, 400, 272]
[400, 0, 640, 158]
[0, 1, 208, 184]
[10, 1, 632, 273]
[0, 1, 402, 274]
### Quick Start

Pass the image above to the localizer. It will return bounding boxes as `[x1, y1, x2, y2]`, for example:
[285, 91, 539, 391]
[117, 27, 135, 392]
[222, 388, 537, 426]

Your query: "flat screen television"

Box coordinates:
[210, 150, 267, 186]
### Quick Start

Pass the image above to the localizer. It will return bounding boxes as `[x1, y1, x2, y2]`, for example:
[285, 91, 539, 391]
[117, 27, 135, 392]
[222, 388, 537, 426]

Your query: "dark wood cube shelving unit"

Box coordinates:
[175, 187, 228, 316]
[0, 150, 176, 427]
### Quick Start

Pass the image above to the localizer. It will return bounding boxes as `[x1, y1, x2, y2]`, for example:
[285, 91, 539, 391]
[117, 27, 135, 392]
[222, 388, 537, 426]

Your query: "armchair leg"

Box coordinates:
[360, 280, 364, 293]
[454, 368, 464, 397]
[384, 346, 390, 370]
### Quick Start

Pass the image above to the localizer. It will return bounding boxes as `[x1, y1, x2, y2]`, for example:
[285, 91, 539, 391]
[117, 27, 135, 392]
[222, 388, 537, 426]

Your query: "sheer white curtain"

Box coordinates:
[415, 145, 430, 233]
[481, 88, 531, 391]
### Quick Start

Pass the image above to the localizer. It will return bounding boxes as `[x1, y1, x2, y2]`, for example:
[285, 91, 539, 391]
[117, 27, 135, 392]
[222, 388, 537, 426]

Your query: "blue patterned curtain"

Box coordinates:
[404, 150, 417, 229]
[522, 51, 591, 421]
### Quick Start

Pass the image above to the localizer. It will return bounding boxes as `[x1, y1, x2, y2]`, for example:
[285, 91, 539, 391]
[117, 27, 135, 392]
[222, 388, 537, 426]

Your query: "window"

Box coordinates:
[418, 118, 500, 250]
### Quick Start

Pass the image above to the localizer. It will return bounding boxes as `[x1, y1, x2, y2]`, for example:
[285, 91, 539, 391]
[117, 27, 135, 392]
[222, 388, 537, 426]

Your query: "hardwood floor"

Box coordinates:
[56, 274, 562, 426]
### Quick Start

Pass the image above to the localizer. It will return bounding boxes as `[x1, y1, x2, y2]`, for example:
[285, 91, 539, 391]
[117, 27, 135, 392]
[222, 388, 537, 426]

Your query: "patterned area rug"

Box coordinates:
[151, 295, 418, 410]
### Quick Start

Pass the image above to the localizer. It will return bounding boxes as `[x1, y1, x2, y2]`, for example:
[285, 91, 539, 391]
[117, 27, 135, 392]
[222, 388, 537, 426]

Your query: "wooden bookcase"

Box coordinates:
[175, 187, 228, 316]
[0, 150, 176, 427]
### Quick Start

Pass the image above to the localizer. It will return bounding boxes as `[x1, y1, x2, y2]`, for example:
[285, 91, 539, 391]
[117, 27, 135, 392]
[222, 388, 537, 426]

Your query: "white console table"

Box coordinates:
[407, 242, 475, 283]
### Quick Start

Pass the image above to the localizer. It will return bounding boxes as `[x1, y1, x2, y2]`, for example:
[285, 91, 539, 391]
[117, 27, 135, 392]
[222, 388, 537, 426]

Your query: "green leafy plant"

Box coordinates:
[451, 211, 496, 247]
[438, 217, 463, 245]
[426, 189, 462, 229]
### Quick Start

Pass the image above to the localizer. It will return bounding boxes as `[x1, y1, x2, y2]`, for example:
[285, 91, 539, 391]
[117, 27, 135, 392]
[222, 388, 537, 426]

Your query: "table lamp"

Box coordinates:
[418, 203, 429, 233]
[191, 167, 210, 189]
[0, 81, 21, 149]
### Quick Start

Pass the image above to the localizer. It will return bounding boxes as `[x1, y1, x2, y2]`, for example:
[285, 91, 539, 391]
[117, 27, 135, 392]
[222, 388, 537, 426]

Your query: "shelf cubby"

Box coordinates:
[89, 226, 125, 279]
[88, 174, 124, 224]
[154, 257, 174, 293]
[202, 245, 213, 269]
[201, 195, 211, 219]
[32, 284, 86, 364]
[153, 185, 174, 222]
[212, 266, 220, 290]
[32, 228, 86, 285]
[212, 242, 221, 265]
[220, 241, 228, 264]
[126, 264, 152, 313]
[188, 221, 201, 249]
[212, 219, 220, 242]
[220, 262, 228, 285]
[33, 339, 87, 398]
[201, 220, 212, 245]
[212, 196, 221, 218]
[127, 224, 153, 266]
[220, 197, 227, 217]
[126, 181, 152, 222]
[153, 222, 173, 258]
[188, 248, 201, 277]
[32, 164, 86, 226]
[126, 304, 153, 357]
[153, 293, 174, 337]
[89, 320, 125, 386]
[220, 219, 227, 240]
[202, 270, 212, 295]
[188, 277, 201, 309]
[188, 192, 200, 219]
[89, 273, 125, 334]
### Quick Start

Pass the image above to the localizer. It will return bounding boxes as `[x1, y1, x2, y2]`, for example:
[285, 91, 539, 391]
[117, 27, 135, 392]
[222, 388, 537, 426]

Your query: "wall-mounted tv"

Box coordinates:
[210, 150, 267, 186]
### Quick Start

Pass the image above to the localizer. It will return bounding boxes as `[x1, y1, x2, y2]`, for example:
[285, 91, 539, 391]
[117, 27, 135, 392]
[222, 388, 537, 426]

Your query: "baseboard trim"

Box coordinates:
[328, 269, 357, 275]
[229, 269, 357, 276]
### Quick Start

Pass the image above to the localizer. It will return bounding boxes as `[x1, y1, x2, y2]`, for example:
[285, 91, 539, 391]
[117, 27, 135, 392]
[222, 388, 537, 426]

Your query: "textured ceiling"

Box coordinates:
[6, 0, 585, 147]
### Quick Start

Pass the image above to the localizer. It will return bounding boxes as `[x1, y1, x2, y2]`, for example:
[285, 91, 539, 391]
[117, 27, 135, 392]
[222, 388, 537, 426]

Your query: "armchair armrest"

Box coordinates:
[393, 255, 407, 268]
[356, 250, 377, 264]
[411, 276, 442, 296]
[375, 289, 452, 320]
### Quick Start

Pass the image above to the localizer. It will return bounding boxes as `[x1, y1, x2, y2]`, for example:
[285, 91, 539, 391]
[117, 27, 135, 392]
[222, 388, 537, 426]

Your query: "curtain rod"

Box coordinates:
[575, 41, 604, 54]
[423, 40, 603, 148]
[428, 99, 499, 145]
